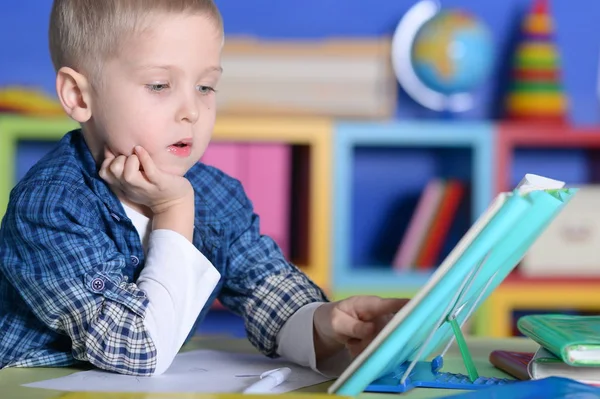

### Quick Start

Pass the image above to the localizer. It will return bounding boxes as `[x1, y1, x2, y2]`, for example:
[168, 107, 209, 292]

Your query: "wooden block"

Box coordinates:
[216, 37, 397, 118]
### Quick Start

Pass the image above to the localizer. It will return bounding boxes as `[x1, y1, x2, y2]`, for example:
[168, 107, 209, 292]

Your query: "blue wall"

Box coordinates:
[1, 0, 599, 125]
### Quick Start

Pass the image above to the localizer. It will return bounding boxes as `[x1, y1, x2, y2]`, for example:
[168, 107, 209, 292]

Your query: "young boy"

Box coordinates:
[0, 0, 408, 377]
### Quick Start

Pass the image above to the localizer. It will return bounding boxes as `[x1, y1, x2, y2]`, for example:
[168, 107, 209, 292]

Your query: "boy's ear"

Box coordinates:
[56, 67, 93, 123]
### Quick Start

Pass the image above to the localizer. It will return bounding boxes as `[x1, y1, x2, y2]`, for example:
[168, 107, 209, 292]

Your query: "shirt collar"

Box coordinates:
[70, 129, 129, 221]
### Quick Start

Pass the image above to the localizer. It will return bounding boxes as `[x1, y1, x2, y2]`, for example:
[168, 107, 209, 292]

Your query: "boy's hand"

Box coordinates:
[99, 145, 193, 215]
[313, 296, 410, 360]
[99, 145, 195, 241]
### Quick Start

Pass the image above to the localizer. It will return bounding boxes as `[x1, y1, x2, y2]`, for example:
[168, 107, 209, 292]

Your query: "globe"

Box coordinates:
[411, 10, 494, 95]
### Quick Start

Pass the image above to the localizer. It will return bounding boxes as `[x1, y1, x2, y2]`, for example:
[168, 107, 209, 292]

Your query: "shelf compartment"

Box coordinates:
[332, 121, 494, 294]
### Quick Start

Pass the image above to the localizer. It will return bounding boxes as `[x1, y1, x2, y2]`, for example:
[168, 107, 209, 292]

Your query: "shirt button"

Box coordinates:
[91, 278, 105, 292]
[110, 213, 121, 222]
[131, 255, 140, 266]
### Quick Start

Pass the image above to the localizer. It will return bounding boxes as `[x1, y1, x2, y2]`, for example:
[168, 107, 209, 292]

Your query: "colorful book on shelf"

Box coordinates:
[328, 174, 578, 396]
[517, 314, 600, 366]
[528, 346, 600, 386]
[489, 350, 533, 380]
[392, 179, 445, 270]
[414, 179, 466, 269]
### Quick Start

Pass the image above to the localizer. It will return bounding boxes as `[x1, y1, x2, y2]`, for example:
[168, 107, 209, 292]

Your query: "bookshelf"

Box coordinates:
[0, 114, 333, 290]
[331, 121, 494, 299]
[4, 113, 600, 337]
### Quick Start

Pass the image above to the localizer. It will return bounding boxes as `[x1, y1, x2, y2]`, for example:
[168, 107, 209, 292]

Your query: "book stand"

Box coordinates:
[365, 253, 515, 393]
[328, 184, 577, 396]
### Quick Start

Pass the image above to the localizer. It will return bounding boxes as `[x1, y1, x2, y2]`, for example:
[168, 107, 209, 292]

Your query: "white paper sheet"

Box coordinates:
[23, 349, 331, 393]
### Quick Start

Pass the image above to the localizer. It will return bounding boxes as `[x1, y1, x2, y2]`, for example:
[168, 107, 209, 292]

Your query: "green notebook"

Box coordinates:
[517, 314, 600, 366]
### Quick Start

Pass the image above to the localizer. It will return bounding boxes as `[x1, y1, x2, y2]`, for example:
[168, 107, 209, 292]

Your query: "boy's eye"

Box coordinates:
[197, 85, 215, 94]
[146, 83, 170, 92]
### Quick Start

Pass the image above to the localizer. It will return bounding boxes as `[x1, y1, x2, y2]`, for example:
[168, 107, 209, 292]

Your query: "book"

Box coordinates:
[529, 346, 600, 386]
[488, 350, 533, 380]
[517, 314, 600, 366]
[516, 173, 566, 194]
[415, 179, 465, 269]
[392, 179, 445, 269]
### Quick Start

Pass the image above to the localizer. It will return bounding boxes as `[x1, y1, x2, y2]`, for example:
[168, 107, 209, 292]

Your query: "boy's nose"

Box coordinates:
[177, 98, 200, 124]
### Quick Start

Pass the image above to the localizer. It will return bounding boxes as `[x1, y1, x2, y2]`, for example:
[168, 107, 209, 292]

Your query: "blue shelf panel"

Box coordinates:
[16, 139, 59, 182]
[351, 146, 473, 267]
[510, 148, 600, 188]
[334, 269, 433, 293]
[332, 121, 495, 293]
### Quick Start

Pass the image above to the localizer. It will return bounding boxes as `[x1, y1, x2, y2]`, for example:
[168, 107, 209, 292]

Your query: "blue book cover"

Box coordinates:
[443, 377, 600, 398]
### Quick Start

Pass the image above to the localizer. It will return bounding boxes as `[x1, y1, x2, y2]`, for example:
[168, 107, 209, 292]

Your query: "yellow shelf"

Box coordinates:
[474, 279, 600, 337]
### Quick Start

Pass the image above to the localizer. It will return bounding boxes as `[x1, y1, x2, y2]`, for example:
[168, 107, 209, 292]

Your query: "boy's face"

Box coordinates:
[86, 13, 223, 176]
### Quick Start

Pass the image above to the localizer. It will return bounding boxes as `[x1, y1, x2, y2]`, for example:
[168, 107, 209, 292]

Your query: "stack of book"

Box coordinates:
[517, 314, 600, 385]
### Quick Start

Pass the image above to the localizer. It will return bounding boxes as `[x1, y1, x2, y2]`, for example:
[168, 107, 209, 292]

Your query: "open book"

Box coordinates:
[329, 174, 575, 396]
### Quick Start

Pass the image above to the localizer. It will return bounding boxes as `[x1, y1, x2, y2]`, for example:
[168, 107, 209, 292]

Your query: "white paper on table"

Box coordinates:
[23, 349, 331, 393]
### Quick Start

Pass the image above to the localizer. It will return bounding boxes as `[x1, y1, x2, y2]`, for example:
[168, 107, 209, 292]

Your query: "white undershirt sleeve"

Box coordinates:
[137, 229, 221, 375]
[276, 302, 353, 377]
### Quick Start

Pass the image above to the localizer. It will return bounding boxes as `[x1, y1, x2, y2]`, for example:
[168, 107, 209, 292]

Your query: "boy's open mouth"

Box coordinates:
[170, 139, 192, 148]
[167, 139, 193, 157]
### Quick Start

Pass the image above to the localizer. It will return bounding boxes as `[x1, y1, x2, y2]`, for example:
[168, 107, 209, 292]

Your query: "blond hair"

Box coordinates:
[49, 0, 223, 79]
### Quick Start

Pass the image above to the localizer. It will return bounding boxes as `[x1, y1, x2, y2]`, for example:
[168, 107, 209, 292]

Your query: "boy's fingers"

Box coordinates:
[109, 155, 126, 178]
[98, 161, 111, 181]
[103, 146, 116, 162]
[98, 150, 117, 180]
[353, 297, 410, 321]
[123, 155, 140, 184]
[135, 146, 159, 183]
[331, 310, 375, 341]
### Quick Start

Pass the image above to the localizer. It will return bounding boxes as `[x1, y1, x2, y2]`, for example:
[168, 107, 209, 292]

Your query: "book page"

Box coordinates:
[516, 174, 565, 194]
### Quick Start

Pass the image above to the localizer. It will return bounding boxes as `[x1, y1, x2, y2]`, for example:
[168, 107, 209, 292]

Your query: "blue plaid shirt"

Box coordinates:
[0, 130, 327, 375]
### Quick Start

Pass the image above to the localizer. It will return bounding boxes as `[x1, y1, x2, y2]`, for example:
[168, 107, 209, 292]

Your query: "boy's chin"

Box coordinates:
[161, 163, 195, 177]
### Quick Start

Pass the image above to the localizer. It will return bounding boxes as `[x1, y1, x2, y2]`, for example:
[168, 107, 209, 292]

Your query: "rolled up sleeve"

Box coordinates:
[1, 183, 157, 375]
